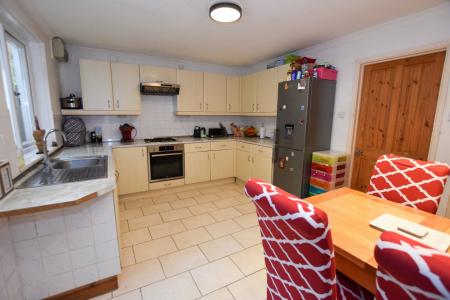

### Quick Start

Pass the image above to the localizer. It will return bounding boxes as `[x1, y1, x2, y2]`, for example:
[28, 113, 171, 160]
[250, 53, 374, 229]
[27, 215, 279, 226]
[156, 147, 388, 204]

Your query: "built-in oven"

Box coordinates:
[147, 144, 184, 182]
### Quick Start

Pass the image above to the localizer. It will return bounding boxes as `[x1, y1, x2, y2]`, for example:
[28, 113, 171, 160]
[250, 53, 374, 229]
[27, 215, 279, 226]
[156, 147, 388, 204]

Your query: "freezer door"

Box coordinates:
[273, 147, 305, 197]
[275, 79, 310, 150]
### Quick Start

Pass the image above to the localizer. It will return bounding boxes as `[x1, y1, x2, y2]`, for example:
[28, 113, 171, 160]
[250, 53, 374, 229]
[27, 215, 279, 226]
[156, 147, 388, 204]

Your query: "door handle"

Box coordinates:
[116, 99, 120, 108]
[107, 99, 111, 109]
[228, 103, 231, 111]
[354, 148, 363, 157]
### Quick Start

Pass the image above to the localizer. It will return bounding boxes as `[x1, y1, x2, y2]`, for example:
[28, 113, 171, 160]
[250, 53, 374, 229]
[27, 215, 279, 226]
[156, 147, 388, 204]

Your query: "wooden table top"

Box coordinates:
[308, 187, 450, 283]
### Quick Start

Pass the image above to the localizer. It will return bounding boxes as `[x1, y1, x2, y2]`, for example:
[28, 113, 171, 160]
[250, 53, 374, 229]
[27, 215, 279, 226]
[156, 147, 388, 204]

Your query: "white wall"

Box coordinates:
[247, 3, 450, 215]
[59, 45, 276, 140]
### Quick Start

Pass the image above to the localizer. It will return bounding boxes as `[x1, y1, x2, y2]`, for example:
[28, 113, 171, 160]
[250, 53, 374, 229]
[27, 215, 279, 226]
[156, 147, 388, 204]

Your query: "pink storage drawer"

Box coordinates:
[311, 169, 345, 182]
[316, 67, 337, 81]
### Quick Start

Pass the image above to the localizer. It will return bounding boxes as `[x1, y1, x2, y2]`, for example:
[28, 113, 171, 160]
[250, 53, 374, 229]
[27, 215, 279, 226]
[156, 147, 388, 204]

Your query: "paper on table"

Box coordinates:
[370, 213, 450, 252]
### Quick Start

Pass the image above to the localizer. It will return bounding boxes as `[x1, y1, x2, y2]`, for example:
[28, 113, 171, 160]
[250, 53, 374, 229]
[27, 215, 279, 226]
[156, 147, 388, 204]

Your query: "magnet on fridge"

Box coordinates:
[282, 104, 287, 110]
[285, 156, 289, 161]
[284, 83, 288, 90]
[298, 79, 306, 90]
[300, 105, 305, 111]
[291, 152, 295, 157]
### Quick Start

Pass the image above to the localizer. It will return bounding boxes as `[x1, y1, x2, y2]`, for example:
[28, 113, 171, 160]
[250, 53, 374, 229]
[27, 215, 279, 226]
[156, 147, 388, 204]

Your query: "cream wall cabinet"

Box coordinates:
[139, 65, 177, 83]
[177, 69, 204, 112]
[185, 151, 211, 184]
[240, 73, 257, 113]
[113, 147, 149, 195]
[80, 59, 113, 111]
[226, 75, 240, 113]
[256, 67, 278, 113]
[111, 62, 141, 111]
[204, 72, 227, 112]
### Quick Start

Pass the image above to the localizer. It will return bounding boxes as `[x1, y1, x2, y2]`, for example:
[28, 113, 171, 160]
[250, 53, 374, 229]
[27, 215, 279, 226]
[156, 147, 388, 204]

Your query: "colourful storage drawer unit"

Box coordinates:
[310, 177, 345, 191]
[311, 162, 346, 174]
[312, 151, 348, 165]
[311, 169, 345, 182]
[308, 185, 327, 197]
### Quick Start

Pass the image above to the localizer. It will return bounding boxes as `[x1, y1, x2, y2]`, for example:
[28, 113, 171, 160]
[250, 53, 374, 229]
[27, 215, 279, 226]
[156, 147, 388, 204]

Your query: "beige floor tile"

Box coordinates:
[133, 236, 177, 263]
[120, 247, 136, 267]
[149, 220, 186, 239]
[113, 259, 164, 297]
[199, 186, 222, 195]
[112, 289, 142, 300]
[160, 246, 208, 277]
[219, 183, 241, 191]
[120, 220, 129, 233]
[234, 194, 251, 204]
[120, 208, 143, 221]
[210, 207, 242, 222]
[234, 203, 255, 214]
[190, 257, 244, 295]
[205, 219, 242, 239]
[198, 288, 235, 300]
[177, 190, 202, 199]
[182, 214, 216, 230]
[230, 244, 265, 275]
[141, 272, 200, 300]
[91, 292, 112, 300]
[169, 197, 197, 209]
[124, 198, 153, 210]
[120, 194, 144, 202]
[195, 194, 220, 204]
[199, 235, 243, 261]
[216, 190, 241, 199]
[122, 228, 151, 247]
[228, 269, 267, 300]
[213, 197, 242, 209]
[160, 208, 193, 222]
[142, 203, 172, 215]
[232, 226, 261, 248]
[188, 203, 218, 215]
[233, 213, 258, 229]
[152, 193, 179, 204]
[128, 214, 163, 231]
[172, 227, 212, 249]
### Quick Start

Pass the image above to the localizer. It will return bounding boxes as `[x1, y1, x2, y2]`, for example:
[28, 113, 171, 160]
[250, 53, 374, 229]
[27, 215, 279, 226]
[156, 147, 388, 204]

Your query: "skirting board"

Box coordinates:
[44, 276, 118, 300]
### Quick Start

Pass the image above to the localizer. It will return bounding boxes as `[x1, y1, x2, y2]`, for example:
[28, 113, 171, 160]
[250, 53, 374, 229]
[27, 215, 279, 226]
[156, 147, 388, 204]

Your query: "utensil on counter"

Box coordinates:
[60, 93, 82, 109]
[32, 116, 46, 154]
[193, 126, 201, 138]
[200, 127, 207, 138]
[119, 123, 137, 143]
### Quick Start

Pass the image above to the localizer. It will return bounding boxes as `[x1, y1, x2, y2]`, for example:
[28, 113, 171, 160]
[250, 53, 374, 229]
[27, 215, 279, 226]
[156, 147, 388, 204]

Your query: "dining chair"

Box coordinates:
[244, 178, 372, 300]
[374, 231, 450, 299]
[367, 154, 450, 214]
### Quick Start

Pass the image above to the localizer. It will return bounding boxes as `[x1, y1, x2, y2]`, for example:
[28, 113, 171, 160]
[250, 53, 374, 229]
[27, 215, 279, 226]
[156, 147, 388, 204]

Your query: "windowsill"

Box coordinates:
[17, 146, 61, 177]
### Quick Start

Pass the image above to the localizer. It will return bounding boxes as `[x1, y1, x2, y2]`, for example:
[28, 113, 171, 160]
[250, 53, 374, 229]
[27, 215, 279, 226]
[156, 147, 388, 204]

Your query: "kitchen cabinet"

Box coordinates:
[80, 59, 113, 111]
[211, 149, 234, 180]
[240, 73, 257, 112]
[235, 149, 252, 182]
[235, 142, 273, 183]
[204, 72, 226, 112]
[111, 62, 141, 111]
[139, 65, 177, 83]
[113, 147, 149, 195]
[256, 67, 278, 113]
[251, 154, 273, 182]
[185, 151, 211, 184]
[177, 69, 204, 112]
[226, 75, 240, 113]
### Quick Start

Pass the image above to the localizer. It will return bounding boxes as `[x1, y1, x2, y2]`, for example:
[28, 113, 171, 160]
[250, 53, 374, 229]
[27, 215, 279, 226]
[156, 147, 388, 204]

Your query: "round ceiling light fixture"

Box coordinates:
[209, 2, 242, 23]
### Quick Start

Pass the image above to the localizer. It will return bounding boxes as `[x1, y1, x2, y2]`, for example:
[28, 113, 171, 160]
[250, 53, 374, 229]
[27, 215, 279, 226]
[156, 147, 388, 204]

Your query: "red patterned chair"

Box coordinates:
[367, 154, 450, 214]
[374, 231, 450, 299]
[244, 178, 372, 300]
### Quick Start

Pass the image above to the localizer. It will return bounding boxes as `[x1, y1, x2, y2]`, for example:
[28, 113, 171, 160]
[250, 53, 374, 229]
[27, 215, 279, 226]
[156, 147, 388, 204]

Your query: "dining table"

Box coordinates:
[307, 187, 450, 294]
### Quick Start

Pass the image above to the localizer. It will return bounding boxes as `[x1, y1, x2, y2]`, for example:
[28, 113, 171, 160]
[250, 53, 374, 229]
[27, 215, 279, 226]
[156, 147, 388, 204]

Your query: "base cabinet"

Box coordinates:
[251, 154, 273, 182]
[185, 151, 211, 184]
[235, 149, 252, 182]
[235, 143, 273, 183]
[113, 147, 149, 195]
[211, 149, 234, 180]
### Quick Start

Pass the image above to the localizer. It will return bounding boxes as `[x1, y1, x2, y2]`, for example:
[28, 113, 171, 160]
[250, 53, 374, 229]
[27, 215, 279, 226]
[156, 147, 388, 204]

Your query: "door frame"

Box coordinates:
[347, 42, 450, 186]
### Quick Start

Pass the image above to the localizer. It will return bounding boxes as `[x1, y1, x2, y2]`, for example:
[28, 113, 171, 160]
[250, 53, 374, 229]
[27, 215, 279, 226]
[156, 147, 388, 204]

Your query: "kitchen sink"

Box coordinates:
[17, 156, 108, 189]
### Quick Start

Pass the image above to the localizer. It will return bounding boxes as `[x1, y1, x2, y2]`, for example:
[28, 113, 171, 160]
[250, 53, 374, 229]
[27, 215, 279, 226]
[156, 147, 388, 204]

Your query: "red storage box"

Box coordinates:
[311, 162, 346, 174]
[311, 169, 345, 182]
[310, 177, 344, 191]
[316, 67, 337, 81]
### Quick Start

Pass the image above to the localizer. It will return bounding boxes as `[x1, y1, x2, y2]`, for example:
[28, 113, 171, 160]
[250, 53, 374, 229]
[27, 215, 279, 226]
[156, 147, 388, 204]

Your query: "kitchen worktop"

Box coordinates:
[0, 136, 275, 217]
[112, 135, 276, 149]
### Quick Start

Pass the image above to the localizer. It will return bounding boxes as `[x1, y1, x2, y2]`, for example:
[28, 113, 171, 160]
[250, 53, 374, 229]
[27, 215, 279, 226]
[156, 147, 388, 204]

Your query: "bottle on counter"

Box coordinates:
[259, 123, 265, 139]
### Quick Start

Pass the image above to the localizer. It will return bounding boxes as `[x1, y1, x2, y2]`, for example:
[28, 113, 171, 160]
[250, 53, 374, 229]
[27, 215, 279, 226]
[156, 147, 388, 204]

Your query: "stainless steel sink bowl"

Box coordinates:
[51, 157, 104, 169]
[17, 156, 108, 189]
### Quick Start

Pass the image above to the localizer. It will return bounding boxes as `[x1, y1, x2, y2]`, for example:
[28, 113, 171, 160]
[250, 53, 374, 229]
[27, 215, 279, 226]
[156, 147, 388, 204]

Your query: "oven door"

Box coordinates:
[149, 151, 184, 182]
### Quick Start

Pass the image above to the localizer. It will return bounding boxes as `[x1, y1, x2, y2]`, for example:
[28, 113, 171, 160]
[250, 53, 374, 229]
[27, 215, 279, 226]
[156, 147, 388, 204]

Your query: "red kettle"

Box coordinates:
[119, 123, 137, 143]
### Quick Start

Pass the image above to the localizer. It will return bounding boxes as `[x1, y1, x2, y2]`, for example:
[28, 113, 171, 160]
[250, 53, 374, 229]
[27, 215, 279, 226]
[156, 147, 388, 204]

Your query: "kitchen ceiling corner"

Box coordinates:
[15, 0, 445, 66]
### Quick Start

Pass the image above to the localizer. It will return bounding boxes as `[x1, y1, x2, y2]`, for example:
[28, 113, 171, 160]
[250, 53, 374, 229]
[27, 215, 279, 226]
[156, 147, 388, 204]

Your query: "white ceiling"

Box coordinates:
[17, 0, 445, 66]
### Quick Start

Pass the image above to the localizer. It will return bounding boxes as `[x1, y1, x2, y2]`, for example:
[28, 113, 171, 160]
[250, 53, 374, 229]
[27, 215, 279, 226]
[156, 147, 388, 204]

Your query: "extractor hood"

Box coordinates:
[140, 82, 180, 96]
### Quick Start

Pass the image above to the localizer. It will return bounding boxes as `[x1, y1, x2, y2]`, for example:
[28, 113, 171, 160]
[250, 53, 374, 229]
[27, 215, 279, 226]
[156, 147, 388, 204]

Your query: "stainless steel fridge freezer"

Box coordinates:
[273, 78, 336, 198]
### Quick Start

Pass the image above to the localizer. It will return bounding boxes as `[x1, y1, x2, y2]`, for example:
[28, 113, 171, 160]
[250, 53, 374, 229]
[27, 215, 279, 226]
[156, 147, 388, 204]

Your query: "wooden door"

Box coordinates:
[351, 51, 446, 191]
[177, 70, 204, 112]
[113, 147, 148, 195]
[185, 151, 210, 184]
[226, 75, 240, 112]
[111, 63, 141, 111]
[79, 59, 113, 110]
[256, 68, 278, 113]
[204, 72, 227, 112]
[211, 149, 234, 180]
[235, 149, 252, 181]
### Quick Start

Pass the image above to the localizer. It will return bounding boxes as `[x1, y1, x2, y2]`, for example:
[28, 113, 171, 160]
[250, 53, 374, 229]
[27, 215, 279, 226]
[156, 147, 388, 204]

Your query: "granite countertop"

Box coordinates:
[0, 136, 275, 217]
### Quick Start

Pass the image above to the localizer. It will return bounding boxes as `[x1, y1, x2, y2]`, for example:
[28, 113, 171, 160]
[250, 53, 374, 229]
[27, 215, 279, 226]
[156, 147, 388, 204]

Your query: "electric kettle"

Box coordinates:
[119, 123, 137, 143]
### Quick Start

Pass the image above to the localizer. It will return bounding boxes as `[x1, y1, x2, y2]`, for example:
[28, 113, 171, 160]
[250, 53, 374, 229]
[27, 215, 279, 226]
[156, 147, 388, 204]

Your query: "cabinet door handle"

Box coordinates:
[252, 104, 255, 111]
[116, 99, 120, 108]
[205, 103, 209, 110]
[200, 103, 202, 110]
[213, 153, 216, 159]
[208, 153, 210, 160]
[228, 103, 231, 111]
[248, 155, 250, 162]
[142, 148, 145, 157]
[107, 99, 111, 109]
[256, 104, 259, 111]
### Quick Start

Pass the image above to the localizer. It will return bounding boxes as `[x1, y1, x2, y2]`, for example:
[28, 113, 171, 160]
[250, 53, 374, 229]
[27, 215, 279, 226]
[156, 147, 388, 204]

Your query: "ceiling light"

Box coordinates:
[209, 2, 242, 23]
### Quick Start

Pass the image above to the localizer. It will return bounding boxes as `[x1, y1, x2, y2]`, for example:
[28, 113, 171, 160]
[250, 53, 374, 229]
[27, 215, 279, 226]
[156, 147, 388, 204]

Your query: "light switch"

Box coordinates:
[337, 111, 345, 119]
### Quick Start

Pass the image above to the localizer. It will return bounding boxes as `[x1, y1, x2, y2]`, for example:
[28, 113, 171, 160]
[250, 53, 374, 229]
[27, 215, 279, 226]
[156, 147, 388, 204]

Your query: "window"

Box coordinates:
[3, 32, 35, 152]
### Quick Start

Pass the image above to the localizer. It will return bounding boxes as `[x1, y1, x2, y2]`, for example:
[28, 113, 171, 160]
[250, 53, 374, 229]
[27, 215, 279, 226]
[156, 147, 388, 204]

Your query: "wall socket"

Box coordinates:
[336, 111, 345, 119]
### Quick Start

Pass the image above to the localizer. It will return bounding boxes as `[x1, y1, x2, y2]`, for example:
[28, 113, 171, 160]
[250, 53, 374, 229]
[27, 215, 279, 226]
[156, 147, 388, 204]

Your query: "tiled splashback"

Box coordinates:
[75, 96, 276, 141]
[0, 218, 22, 300]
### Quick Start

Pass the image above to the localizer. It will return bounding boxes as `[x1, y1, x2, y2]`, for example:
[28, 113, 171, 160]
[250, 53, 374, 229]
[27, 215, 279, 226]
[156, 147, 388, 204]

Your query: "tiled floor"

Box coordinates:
[91, 181, 266, 300]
